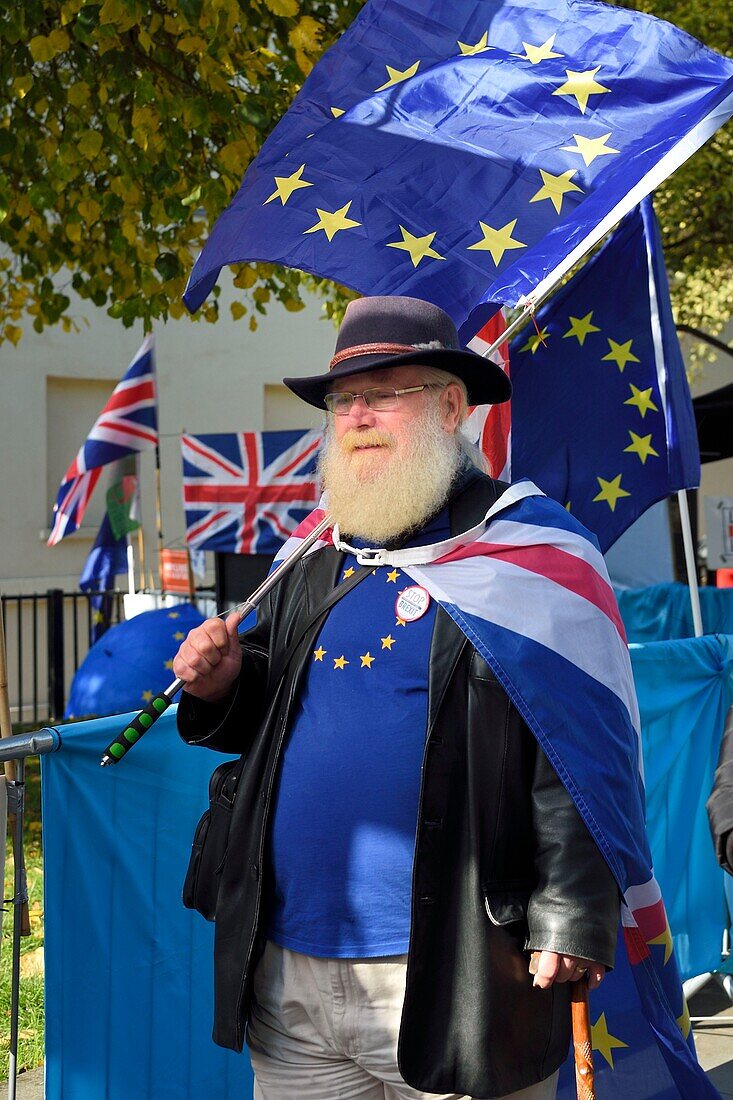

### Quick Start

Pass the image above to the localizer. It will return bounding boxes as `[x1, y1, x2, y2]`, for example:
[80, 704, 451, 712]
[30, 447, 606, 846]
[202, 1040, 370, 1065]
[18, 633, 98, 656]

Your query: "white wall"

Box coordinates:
[0, 281, 334, 597]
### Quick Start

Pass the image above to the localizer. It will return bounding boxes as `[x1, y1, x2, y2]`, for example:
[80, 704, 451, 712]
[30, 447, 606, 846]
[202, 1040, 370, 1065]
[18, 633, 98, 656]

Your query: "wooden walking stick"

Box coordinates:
[570, 978, 595, 1100]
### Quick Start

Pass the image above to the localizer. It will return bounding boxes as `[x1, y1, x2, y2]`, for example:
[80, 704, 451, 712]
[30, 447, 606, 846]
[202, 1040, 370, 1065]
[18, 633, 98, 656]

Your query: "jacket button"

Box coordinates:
[418, 894, 435, 905]
[250, 863, 259, 880]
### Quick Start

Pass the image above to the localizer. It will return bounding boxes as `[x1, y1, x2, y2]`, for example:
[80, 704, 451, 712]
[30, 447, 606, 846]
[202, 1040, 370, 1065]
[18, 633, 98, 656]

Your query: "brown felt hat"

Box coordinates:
[283, 295, 511, 410]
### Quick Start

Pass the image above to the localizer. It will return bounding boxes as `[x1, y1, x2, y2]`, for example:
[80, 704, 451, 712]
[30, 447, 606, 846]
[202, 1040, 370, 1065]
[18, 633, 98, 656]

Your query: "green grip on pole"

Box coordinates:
[104, 693, 170, 763]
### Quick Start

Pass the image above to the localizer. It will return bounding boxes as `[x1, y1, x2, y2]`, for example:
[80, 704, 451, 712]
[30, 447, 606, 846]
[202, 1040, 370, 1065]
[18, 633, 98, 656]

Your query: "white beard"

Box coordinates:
[318, 401, 463, 544]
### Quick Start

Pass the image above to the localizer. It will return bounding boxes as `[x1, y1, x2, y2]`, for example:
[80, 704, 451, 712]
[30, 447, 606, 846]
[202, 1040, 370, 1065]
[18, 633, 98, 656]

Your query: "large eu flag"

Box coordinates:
[184, 0, 733, 332]
[505, 198, 700, 552]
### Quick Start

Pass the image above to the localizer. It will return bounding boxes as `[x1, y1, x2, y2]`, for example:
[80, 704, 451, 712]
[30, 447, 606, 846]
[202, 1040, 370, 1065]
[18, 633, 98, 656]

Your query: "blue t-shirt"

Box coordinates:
[267, 508, 451, 957]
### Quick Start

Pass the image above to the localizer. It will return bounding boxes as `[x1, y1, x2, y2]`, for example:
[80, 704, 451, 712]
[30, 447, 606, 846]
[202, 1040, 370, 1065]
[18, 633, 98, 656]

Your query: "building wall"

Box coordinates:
[0, 283, 334, 598]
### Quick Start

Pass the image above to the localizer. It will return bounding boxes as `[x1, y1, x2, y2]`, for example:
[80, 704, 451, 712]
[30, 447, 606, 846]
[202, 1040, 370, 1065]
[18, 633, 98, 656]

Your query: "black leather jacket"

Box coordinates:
[178, 471, 619, 1098]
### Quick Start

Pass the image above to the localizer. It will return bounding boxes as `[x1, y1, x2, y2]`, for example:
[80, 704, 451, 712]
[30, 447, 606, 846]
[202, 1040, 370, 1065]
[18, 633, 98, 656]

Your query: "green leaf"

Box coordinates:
[154, 252, 181, 280]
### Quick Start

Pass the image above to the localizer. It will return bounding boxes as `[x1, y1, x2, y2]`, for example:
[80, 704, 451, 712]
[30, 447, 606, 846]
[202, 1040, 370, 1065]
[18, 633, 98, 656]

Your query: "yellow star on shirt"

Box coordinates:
[602, 338, 640, 372]
[164, 659, 174, 670]
[677, 1000, 691, 1039]
[624, 384, 659, 418]
[313, 646, 327, 662]
[467, 218, 526, 265]
[563, 311, 600, 346]
[333, 655, 349, 670]
[552, 66, 610, 114]
[304, 201, 361, 242]
[562, 132, 619, 167]
[142, 689, 154, 702]
[624, 431, 659, 465]
[386, 569, 400, 583]
[381, 634, 396, 650]
[530, 169, 582, 215]
[375, 61, 420, 91]
[591, 1012, 628, 1069]
[647, 918, 674, 964]
[360, 652, 376, 668]
[457, 31, 491, 55]
[593, 474, 631, 512]
[387, 226, 445, 268]
[263, 163, 313, 206]
[173, 631, 185, 641]
[343, 566, 355, 579]
[520, 34, 563, 64]
[330, 106, 345, 117]
[396, 617, 408, 627]
[519, 327, 549, 354]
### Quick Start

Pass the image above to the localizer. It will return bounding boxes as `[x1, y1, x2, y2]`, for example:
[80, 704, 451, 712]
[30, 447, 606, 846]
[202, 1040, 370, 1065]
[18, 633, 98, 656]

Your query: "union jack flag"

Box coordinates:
[181, 429, 322, 555]
[463, 309, 511, 481]
[48, 336, 158, 546]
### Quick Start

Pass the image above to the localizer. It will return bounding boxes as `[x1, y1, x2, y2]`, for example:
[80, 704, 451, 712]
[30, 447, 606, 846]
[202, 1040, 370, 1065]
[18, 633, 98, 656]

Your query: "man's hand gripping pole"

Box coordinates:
[99, 515, 332, 767]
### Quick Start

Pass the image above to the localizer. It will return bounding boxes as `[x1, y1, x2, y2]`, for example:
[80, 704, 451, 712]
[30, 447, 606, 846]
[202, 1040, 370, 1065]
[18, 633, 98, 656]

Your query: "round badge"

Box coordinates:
[395, 585, 431, 623]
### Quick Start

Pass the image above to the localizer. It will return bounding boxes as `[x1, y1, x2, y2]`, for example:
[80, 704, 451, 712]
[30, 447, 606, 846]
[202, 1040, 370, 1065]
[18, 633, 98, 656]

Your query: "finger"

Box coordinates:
[225, 610, 241, 644]
[201, 617, 231, 652]
[172, 654, 203, 685]
[553, 956, 583, 984]
[533, 951, 561, 989]
[587, 966, 605, 991]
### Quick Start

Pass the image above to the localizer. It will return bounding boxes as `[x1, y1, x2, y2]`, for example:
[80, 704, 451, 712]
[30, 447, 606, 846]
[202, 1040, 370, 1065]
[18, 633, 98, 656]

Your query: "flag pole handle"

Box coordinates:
[99, 514, 332, 767]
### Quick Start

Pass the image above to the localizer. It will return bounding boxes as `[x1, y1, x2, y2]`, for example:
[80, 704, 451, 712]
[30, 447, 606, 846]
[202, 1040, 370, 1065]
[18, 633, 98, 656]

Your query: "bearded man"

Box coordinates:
[175, 296, 619, 1100]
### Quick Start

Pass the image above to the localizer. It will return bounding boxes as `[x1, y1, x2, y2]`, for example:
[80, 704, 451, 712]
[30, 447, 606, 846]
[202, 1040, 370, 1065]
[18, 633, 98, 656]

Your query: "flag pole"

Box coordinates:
[677, 489, 703, 637]
[155, 442, 165, 596]
[479, 303, 533, 362]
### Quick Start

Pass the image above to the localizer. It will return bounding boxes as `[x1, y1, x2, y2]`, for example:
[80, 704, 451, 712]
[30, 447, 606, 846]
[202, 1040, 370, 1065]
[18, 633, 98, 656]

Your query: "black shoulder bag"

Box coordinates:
[182, 564, 372, 920]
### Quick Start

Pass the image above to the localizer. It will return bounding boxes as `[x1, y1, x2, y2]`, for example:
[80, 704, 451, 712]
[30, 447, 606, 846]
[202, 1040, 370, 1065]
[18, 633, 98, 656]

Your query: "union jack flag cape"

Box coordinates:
[48, 336, 157, 546]
[274, 483, 715, 1099]
[181, 429, 322, 555]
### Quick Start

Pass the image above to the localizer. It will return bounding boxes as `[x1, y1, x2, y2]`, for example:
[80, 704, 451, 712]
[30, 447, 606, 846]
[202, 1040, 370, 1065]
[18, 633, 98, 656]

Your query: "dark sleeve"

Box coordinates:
[176, 595, 272, 756]
[707, 707, 733, 872]
[526, 744, 620, 969]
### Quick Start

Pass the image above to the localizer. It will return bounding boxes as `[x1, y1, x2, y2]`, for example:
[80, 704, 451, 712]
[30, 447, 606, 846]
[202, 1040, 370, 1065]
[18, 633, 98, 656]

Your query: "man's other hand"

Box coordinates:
[172, 612, 242, 702]
[529, 951, 605, 991]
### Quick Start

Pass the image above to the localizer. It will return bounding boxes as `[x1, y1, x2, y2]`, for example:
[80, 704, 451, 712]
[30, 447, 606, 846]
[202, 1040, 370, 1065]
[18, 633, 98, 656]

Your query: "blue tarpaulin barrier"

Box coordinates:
[617, 583, 733, 643]
[41, 635, 733, 1098]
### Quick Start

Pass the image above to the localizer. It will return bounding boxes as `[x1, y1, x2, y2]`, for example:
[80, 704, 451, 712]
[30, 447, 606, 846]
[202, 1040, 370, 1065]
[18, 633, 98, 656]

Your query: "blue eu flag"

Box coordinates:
[507, 198, 700, 552]
[184, 0, 733, 333]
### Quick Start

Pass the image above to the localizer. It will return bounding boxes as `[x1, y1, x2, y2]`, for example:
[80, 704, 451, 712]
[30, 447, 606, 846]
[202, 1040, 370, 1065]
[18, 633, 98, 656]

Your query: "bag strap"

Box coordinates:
[267, 563, 373, 690]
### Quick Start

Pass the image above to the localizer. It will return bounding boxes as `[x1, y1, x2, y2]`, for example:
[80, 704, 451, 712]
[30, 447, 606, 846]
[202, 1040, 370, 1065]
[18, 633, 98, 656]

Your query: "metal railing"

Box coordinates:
[0, 590, 124, 725]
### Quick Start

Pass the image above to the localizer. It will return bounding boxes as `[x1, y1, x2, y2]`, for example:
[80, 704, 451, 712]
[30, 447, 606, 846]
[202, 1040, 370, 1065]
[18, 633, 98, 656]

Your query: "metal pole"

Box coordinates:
[7, 757, 25, 1100]
[677, 489, 703, 638]
[479, 303, 533, 362]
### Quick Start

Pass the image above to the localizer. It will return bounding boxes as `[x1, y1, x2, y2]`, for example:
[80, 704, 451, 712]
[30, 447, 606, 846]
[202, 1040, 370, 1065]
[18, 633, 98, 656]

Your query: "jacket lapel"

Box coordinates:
[427, 473, 505, 733]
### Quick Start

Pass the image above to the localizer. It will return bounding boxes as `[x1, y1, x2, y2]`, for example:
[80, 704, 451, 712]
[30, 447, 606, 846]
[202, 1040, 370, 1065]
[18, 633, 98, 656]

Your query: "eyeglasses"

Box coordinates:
[324, 384, 444, 415]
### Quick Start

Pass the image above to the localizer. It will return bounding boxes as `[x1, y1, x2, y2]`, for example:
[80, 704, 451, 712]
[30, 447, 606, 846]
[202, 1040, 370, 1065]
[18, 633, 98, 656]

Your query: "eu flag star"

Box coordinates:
[173, 631, 185, 641]
[386, 569, 401, 583]
[593, 474, 631, 511]
[333, 655, 349, 669]
[624, 431, 659, 464]
[313, 646, 327, 662]
[142, 690, 154, 702]
[519, 327, 549, 354]
[387, 226, 444, 267]
[602, 338, 640, 371]
[529, 169, 582, 215]
[360, 652, 375, 668]
[304, 201, 361, 241]
[91, 609, 105, 625]
[647, 918, 674, 964]
[375, 61, 420, 91]
[164, 659, 174, 670]
[457, 32, 491, 56]
[552, 67, 611, 114]
[520, 34, 563, 64]
[563, 312, 600, 345]
[624, 384, 659, 418]
[330, 106, 345, 118]
[562, 132, 619, 167]
[677, 1001, 692, 1039]
[343, 566, 355, 579]
[591, 1012, 628, 1069]
[264, 164, 313, 206]
[381, 634, 396, 650]
[467, 218, 525, 265]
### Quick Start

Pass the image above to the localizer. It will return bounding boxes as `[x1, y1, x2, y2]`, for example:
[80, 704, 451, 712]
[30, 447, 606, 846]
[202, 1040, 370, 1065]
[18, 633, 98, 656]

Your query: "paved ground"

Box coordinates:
[5, 980, 733, 1097]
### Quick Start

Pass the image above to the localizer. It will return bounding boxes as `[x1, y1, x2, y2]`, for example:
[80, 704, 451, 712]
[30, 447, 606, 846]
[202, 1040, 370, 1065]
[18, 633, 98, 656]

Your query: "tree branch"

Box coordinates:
[676, 324, 733, 359]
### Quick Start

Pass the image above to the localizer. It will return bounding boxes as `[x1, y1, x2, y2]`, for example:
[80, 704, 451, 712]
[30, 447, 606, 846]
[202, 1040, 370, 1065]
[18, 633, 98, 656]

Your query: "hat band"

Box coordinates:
[329, 342, 420, 369]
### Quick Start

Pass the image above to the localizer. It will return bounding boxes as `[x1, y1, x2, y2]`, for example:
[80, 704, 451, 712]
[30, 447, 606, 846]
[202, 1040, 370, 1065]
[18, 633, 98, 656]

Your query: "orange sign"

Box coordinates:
[160, 549, 194, 595]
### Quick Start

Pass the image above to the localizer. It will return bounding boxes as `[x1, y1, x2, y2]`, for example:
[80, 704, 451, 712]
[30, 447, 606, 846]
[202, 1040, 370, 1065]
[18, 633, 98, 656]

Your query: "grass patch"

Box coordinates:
[1, 755, 44, 1078]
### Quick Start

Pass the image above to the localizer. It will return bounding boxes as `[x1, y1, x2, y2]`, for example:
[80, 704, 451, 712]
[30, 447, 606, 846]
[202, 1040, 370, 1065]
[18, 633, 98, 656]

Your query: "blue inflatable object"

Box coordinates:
[65, 604, 205, 719]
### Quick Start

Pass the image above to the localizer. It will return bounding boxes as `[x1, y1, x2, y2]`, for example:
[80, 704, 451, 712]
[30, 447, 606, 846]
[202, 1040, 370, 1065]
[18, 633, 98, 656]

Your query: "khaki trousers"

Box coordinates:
[247, 941, 560, 1100]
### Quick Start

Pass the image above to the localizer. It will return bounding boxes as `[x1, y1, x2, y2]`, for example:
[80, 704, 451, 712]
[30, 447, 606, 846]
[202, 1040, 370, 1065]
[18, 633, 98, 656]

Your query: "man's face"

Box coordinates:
[328, 365, 461, 479]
